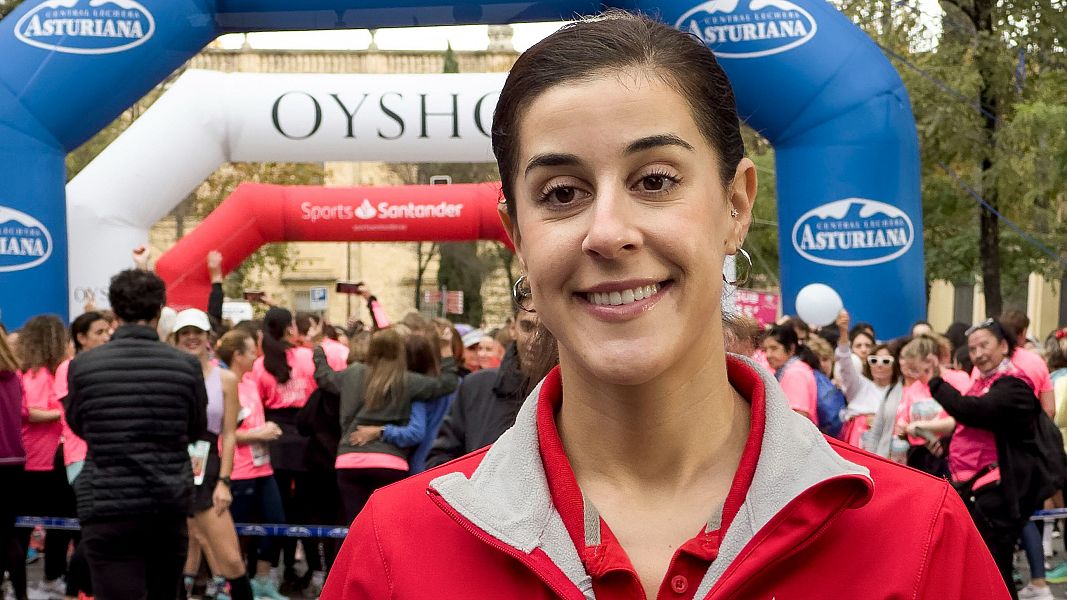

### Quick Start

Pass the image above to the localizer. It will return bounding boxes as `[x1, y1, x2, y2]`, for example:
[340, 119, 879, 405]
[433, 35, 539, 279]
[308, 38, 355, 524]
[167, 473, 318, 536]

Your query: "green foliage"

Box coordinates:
[835, 0, 1067, 311]
[0, 0, 24, 20]
[741, 128, 780, 290]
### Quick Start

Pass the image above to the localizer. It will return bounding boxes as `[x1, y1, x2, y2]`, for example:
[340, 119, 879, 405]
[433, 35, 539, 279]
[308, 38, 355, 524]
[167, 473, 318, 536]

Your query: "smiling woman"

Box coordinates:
[321, 11, 1008, 600]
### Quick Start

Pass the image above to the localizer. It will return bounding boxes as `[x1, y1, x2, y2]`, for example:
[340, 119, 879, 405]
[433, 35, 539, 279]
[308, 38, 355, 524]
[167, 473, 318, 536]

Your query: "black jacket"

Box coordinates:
[426, 343, 529, 469]
[931, 374, 1041, 520]
[66, 324, 207, 522]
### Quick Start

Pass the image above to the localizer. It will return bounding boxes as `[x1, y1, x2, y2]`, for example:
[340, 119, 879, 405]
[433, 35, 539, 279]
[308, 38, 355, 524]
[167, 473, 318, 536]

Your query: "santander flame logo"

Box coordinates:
[355, 199, 377, 220]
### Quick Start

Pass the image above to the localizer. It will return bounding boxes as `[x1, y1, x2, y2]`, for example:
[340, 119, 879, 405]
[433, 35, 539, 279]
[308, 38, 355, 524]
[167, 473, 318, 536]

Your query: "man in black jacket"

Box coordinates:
[66, 269, 207, 600]
[427, 311, 538, 468]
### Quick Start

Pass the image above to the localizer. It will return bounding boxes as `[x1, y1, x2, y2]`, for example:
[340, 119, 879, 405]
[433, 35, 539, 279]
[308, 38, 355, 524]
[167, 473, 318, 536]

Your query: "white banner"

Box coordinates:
[65, 70, 506, 317]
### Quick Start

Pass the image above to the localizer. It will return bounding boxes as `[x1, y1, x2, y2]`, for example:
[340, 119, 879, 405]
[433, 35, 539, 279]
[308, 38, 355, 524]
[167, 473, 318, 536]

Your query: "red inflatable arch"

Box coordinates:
[155, 181, 511, 310]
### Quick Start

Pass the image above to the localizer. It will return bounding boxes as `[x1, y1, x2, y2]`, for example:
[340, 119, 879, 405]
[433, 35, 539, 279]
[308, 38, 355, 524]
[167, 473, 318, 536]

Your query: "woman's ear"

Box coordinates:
[498, 202, 526, 270]
[725, 157, 758, 255]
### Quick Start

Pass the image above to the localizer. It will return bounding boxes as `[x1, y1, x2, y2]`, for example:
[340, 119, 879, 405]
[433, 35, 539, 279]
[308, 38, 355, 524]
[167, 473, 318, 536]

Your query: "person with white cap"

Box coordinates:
[460, 329, 485, 375]
[172, 308, 255, 600]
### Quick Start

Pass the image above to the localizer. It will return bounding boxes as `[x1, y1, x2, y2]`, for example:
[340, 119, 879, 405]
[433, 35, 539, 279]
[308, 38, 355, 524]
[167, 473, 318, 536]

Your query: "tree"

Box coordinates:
[189, 162, 325, 296]
[836, 0, 1067, 316]
[0, 0, 24, 19]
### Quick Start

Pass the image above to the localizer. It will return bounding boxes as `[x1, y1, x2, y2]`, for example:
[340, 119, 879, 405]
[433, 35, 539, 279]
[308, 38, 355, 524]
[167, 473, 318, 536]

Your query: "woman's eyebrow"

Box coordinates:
[524, 153, 582, 178]
[625, 134, 694, 154]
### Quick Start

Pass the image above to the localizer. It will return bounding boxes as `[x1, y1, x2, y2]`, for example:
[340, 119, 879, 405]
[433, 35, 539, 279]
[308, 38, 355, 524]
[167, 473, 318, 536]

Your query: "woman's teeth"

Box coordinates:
[587, 284, 659, 306]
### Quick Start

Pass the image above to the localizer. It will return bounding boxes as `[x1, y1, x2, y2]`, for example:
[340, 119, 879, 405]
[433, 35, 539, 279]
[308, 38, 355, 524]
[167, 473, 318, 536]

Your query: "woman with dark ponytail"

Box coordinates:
[252, 307, 323, 589]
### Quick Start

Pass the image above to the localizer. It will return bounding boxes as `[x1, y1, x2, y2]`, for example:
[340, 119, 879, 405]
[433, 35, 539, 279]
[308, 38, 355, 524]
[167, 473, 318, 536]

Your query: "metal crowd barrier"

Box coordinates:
[15, 516, 349, 539]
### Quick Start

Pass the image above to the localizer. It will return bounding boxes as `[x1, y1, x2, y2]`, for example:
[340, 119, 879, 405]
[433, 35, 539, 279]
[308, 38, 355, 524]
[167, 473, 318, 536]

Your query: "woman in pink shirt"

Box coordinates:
[0, 330, 27, 600]
[16, 315, 74, 594]
[761, 324, 818, 424]
[217, 330, 289, 599]
[252, 307, 320, 586]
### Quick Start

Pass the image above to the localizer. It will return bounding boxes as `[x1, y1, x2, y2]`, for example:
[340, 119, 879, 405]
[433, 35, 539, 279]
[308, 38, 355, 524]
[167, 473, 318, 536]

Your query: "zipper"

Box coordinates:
[427, 487, 588, 600]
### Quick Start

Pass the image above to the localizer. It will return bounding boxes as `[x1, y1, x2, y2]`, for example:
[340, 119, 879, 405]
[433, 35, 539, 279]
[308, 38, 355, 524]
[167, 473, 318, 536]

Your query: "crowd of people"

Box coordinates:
[0, 247, 542, 600]
[725, 307, 1067, 599]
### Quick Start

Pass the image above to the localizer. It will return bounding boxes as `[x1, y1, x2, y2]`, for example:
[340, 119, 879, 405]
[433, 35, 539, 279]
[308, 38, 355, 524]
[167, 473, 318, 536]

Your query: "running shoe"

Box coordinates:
[251, 576, 289, 600]
[1018, 583, 1054, 600]
[1047, 562, 1067, 583]
[302, 572, 324, 599]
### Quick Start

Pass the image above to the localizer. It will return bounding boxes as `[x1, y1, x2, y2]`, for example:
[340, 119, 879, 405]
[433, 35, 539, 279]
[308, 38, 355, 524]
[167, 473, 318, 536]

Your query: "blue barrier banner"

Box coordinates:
[15, 516, 351, 538]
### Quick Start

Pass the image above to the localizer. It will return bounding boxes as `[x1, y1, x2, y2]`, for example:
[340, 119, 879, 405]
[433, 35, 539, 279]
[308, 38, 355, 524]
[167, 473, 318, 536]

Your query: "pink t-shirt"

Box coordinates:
[53, 359, 87, 465]
[20, 368, 62, 472]
[1011, 347, 1053, 394]
[232, 374, 273, 481]
[253, 347, 317, 410]
[778, 359, 817, 424]
[321, 338, 350, 371]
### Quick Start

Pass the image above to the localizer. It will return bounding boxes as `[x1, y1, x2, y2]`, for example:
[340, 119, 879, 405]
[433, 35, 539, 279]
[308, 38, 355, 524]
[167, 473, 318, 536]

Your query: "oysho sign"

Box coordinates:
[791, 198, 914, 267]
[676, 0, 817, 58]
[15, 0, 155, 55]
[0, 205, 53, 272]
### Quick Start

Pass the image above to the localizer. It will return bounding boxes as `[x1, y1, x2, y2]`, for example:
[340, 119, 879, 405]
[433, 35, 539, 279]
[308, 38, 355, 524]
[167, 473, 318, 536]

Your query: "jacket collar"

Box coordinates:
[111, 323, 160, 341]
[430, 354, 873, 599]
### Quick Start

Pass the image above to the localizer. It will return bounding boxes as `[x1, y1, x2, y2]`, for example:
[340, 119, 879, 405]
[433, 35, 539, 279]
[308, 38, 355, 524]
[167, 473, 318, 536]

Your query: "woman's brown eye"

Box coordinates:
[551, 187, 576, 204]
[642, 175, 666, 191]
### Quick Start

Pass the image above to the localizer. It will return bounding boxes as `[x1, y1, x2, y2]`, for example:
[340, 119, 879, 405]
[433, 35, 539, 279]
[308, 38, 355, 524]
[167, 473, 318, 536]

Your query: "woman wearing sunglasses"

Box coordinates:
[834, 310, 903, 455]
[905, 319, 1045, 597]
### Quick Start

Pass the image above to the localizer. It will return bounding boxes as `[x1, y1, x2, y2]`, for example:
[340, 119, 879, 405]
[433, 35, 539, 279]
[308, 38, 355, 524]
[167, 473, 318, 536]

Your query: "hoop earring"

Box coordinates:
[512, 274, 535, 313]
[723, 248, 752, 287]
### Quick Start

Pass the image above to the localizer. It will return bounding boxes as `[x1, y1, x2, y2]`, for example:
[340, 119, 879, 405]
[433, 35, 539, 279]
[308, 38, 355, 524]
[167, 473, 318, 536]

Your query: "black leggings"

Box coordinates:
[230, 476, 285, 575]
[273, 469, 323, 572]
[19, 448, 77, 582]
[0, 465, 26, 600]
[336, 468, 407, 525]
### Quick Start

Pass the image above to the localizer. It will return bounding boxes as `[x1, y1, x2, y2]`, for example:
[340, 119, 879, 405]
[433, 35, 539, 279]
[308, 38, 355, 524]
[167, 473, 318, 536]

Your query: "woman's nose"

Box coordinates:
[581, 186, 642, 260]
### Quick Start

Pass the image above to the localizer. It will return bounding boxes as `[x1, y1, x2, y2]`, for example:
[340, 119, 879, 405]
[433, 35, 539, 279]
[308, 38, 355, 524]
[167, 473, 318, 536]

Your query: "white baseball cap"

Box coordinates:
[172, 308, 211, 334]
[461, 329, 485, 348]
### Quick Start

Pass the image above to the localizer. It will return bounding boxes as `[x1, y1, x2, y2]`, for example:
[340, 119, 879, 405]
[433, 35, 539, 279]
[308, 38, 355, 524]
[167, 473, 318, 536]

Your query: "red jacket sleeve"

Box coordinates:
[915, 483, 1010, 598]
[320, 496, 393, 599]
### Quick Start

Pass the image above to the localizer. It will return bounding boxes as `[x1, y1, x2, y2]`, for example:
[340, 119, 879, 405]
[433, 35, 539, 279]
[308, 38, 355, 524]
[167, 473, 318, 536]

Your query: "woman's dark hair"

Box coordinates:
[1047, 331, 1067, 372]
[968, 318, 1016, 357]
[492, 10, 745, 223]
[405, 332, 440, 377]
[862, 342, 902, 385]
[944, 321, 969, 353]
[954, 345, 974, 373]
[108, 269, 165, 323]
[71, 311, 105, 353]
[262, 307, 294, 384]
[17, 315, 68, 374]
[848, 327, 875, 346]
[766, 324, 799, 355]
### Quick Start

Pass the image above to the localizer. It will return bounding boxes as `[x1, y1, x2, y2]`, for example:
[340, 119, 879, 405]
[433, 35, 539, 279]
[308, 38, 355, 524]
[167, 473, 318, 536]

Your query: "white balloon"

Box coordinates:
[795, 283, 843, 328]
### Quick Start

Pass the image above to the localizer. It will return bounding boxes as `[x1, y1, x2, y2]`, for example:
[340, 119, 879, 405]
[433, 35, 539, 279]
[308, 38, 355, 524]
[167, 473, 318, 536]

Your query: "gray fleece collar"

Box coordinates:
[429, 354, 871, 600]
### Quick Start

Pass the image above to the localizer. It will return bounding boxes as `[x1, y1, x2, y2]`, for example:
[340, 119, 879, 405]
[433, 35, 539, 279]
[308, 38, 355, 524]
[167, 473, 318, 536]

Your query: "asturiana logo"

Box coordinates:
[15, 0, 155, 55]
[791, 198, 914, 267]
[676, 0, 817, 59]
[0, 205, 53, 272]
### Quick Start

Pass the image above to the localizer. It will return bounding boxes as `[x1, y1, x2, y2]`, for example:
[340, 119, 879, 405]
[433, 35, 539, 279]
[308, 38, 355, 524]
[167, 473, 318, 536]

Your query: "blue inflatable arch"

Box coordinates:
[0, 0, 923, 336]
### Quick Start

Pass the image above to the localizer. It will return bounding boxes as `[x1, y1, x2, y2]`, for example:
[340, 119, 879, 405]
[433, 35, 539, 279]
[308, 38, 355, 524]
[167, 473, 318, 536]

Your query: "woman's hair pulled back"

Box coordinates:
[71, 311, 105, 353]
[262, 307, 294, 384]
[492, 10, 745, 221]
[766, 324, 798, 354]
[216, 329, 253, 367]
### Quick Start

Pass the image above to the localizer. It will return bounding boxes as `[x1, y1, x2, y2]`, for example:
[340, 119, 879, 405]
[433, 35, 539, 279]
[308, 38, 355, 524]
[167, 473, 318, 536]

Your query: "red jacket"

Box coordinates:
[323, 356, 1007, 599]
